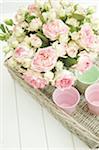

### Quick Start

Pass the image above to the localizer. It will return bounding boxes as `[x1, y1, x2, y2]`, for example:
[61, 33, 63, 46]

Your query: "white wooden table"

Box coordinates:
[0, 1, 99, 150]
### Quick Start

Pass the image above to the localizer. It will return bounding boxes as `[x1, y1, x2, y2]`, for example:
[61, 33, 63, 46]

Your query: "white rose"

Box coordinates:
[66, 18, 79, 27]
[75, 5, 86, 16]
[48, 9, 57, 21]
[8, 36, 19, 48]
[59, 34, 69, 44]
[44, 2, 51, 11]
[52, 41, 67, 57]
[14, 26, 25, 37]
[22, 58, 31, 68]
[20, 21, 28, 29]
[66, 41, 79, 58]
[30, 34, 42, 48]
[65, 3, 75, 16]
[87, 6, 96, 14]
[71, 32, 79, 41]
[91, 19, 99, 32]
[44, 71, 54, 81]
[56, 61, 63, 71]
[59, 0, 69, 7]
[35, 0, 44, 8]
[15, 8, 27, 23]
[29, 18, 42, 31]
[3, 45, 11, 53]
[57, 7, 66, 18]
[42, 12, 49, 22]
[24, 36, 31, 45]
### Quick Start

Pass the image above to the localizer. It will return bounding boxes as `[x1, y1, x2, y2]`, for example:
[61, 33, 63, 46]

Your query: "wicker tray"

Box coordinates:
[4, 57, 99, 149]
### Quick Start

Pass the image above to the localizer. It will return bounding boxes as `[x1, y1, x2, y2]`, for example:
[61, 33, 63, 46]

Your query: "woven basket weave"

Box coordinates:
[4, 57, 99, 149]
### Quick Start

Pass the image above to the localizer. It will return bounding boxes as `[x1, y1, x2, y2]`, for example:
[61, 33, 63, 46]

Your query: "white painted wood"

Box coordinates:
[42, 109, 74, 150]
[0, 6, 20, 150]
[0, 56, 20, 149]
[15, 81, 48, 150]
[72, 135, 90, 150]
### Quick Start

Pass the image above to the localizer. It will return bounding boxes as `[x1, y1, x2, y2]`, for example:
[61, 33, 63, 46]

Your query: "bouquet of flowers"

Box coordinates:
[1, 0, 99, 90]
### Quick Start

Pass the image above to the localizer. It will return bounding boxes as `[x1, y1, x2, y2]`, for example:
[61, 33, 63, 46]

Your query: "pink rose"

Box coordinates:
[43, 19, 69, 41]
[28, 4, 38, 13]
[14, 46, 29, 58]
[55, 70, 75, 90]
[31, 47, 57, 72]
[80, 24, 95, 48]
[23, 71, 47, 89]
[77, 55, 93, 73]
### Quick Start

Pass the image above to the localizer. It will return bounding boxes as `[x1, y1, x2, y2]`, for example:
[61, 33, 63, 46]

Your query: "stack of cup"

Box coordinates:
[85, 83, 99, 115]
[52, 87, 80, 114]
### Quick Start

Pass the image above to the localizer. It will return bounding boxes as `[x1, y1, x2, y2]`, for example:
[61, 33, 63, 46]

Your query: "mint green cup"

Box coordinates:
[75, 66, 99, 93]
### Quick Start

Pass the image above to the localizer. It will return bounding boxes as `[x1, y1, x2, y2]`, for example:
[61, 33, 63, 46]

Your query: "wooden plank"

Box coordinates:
[15, 81, 48, 150]
[0, 65, 20, 149]
[43, 108, 74, 150]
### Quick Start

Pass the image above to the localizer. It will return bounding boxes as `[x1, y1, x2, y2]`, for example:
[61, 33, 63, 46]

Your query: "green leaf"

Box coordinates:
[25, 12, 36, 23]
[72, 13, 85, 21]
[70, 26, 77, 32]
[59, 57, 78, 68]
[0, 33, 10, 41]
[5, 26, 10, 33]
[5, 19, 14, 26]
[40, 15, 45, 23]
[36, 31, 49, 47]
[0, 24, 6, 33]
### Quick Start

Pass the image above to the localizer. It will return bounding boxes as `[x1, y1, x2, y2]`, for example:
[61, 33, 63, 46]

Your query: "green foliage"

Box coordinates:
[59, 57, 78, 68]
[5, 19, 14, 26]
[0, 22, 12, 41]
[0, 24, 6, 33]
[25, 12, 36, 23]
[72, 13, 85, 21]
[36, 31, 50, 47]
[0, 33, 10, 41]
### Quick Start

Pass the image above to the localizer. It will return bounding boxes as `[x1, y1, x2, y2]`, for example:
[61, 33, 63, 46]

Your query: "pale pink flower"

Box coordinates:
[23, 70, 47, 89]
[80, 24, 95, 48]
[77, 55, 93, 73]
[55, 70, 75, 90]
[66, 41, 79, 58]
[28, 4, 38, 13]
[29, 18, 42, 31]
[30, 34, 42, 48]
[43, 19, 69, 41]
[31, 47, 57, 72]
[14, 46, 29, 58]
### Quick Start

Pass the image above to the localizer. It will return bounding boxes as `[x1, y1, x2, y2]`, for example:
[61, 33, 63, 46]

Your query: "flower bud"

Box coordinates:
[87, 6, 96, 14]
[59, 34, 69, 44]
[66, 18, 79, 27]
[15, 8, 27, 23]
[56, 61, 63, 71]
[29, 18, 42, 31]
[3, 45, 11, 53]
[71, 32, 79, 41]
[44, 71, 54, 81]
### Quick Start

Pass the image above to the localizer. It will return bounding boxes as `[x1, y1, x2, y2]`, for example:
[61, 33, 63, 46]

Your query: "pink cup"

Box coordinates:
[85, 83, 99, 115]
[52, 87, 80, 114]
